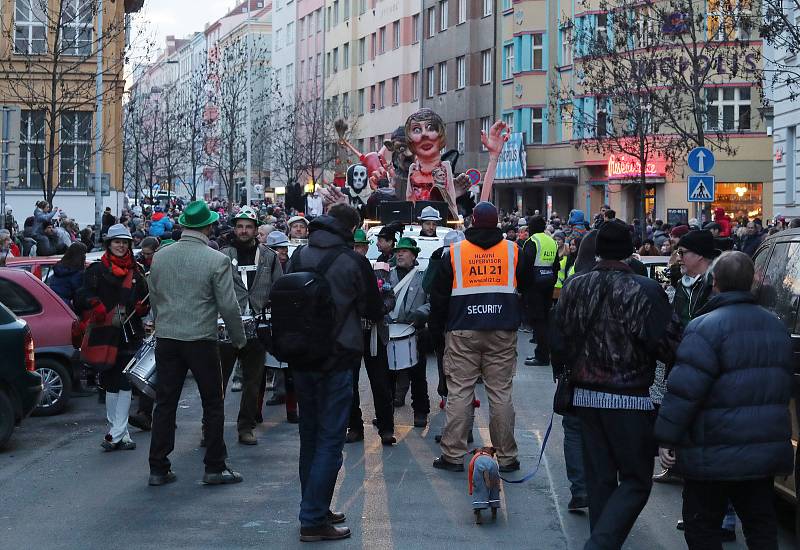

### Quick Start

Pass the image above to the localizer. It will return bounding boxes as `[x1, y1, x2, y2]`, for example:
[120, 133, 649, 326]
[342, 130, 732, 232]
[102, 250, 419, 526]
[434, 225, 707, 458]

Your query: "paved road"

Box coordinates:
[1, 336, 795, 549]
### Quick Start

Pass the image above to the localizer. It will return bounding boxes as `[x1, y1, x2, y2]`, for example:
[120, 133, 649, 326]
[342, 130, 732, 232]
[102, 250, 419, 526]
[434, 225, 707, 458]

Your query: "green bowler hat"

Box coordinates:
[178, 200, 220, 228]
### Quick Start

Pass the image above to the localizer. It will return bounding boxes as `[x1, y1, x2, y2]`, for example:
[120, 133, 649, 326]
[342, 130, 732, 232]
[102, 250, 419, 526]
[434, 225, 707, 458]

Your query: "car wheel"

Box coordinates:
[0, 390, 14, 449]
[33, 359, 72, 416]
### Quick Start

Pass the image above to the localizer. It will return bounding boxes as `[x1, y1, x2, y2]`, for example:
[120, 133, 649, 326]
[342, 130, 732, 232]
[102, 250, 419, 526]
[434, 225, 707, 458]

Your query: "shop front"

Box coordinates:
[584, 153, 667, 222]
[712, 182, 763, 221]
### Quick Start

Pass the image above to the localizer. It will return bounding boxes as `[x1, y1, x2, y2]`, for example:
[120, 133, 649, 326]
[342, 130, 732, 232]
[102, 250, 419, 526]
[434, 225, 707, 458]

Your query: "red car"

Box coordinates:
[0, 268, 81, 416]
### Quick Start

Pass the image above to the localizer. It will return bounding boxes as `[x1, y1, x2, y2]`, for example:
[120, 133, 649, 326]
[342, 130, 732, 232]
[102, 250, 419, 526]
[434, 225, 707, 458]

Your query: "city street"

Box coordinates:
[0, 337, 795, 550]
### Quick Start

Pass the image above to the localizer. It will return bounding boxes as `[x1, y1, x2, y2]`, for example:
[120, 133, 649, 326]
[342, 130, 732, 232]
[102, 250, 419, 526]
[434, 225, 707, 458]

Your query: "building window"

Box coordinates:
[358, 88, 365, 115]
[483, 0, 493, 17]
[481, 50, 492, 84]
[596, 99, 608, 137]
[316, 53, 322, 77]
[358, 37, 366, 65]
[439, 62, 448, 93]
[595, 13, 608, 47]
[287, 21, 295, 45]
[393, 21, 400, 49]
[503, 43, 514, 79]
[392, 77, 400, 104]
[502, 0, 511, 9]
[456, 55, 466, 89]
[370, 85, 376, 111]
[428, 7, 436, 38]
[343, 0, 350, 21]
[61, 0, 94, 56]
[532, 33, 544, 70]
[411, 71, 420, 101]
[275, 29, 283, 51]
[343, 42, 350, 69]
[707, 0, 752, 41]
[285, 63, 294, 92]
[456, 121, 465, 153]
[531, 107, 543, 144]
[561, 27, 573, 66]
[412, 14, 420, 43]
[343, 91, 350, 117]
[332, 0, 339, 26]
[440, 0, 449, 31]
[309, 15, 314, 37]
[316, 8, 322, 32]
[59, 111, 91, 190]
[359, 0, 367, 15]
[705, 87, 751, 131]
[427, 67, 435, 98]
[298, 18, 304, 39]
[502, 112, 514, 131]
[326, 6, 332, 31]
[458, 0, 467, 23]
[15, 0, 47, 54]
[379, 26, 386, 54]
[379, 81, 386, 108]
[561, 103, 574, 141]
[481, 117, 491, 150]
[326, 52, 331, 76]
[332, 47, 338, 73]
[18, 110, 44, 189]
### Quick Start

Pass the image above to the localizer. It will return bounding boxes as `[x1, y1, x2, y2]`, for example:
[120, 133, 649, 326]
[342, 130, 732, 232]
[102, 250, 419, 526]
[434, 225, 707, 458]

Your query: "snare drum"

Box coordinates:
[218, 315, 258, 343]
[265, 352, 288, 369]
[387, 323, 418, 370]
[123, 336, 157, 399]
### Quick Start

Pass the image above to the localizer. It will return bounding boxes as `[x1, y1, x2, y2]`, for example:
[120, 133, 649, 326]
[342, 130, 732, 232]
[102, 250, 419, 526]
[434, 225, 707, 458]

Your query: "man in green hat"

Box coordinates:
[388, 236, 431, 426]
[148, 200, 247, 487]
[219, 206, 283, 445]
[352, 228, 370, 256]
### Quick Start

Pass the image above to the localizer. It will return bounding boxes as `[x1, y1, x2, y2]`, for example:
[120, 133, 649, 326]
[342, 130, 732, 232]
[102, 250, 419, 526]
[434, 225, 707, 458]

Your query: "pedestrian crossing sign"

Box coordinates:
[687, 175, 715, 203]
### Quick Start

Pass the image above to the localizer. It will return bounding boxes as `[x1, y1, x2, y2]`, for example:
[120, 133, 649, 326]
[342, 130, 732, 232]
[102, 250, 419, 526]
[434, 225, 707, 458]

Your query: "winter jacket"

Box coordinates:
[32, 208, 56, 236]
[672, 272, 714, 327]
[551, 261, 682, 395]
[149, 212, 174, 238]
[287, 215, 383, 369]
[652, 229, 669, 249]
[388, 266, 429, 325]
[654, 291, 794, 480]
[48, 264, 85, 310]
[429, 226, 529, 338]
[713, 207, 731, 237]
[737, 233, 764, 257]
[518, 234, 561, 321]
[220, 241, 282, 315]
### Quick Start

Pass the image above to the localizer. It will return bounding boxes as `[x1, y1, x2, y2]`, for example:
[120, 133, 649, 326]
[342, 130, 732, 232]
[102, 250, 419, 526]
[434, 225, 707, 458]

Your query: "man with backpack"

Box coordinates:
[269, 203, 383, 542]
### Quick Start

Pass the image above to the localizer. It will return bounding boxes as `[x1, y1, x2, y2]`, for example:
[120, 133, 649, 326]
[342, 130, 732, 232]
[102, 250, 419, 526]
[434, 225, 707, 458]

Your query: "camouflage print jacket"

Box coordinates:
[551, 260, 682, 396]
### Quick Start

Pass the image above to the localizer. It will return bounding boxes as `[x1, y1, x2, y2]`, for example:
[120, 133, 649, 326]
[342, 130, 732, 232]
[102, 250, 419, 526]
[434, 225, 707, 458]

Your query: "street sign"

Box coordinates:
[687, 147, 715, 174]
[688, 175, 715, 202]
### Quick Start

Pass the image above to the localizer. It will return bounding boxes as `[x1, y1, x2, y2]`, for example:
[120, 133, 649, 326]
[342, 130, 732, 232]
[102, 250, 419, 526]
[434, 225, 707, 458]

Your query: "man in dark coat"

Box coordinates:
[551, 220, 682, 549]
[655, 251, 793, 550]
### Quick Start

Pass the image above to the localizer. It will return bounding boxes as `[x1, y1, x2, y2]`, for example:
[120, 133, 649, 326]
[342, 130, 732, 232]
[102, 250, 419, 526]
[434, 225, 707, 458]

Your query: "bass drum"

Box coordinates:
[123, 336, 157, 399]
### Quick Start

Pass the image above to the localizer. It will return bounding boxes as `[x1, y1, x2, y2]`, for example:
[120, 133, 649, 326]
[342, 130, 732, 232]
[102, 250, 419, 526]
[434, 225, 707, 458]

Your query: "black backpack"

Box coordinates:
[269, 246, 345, 363]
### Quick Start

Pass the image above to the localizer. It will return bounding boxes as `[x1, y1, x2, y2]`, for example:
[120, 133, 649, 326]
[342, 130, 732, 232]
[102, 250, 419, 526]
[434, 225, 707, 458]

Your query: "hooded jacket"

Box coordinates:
[287, 215, 383, 369]
[654, 291, 794, 480]
[429, 227, 529, 337]
[713, 207, 731, 237]
[149, 212, 174, 238]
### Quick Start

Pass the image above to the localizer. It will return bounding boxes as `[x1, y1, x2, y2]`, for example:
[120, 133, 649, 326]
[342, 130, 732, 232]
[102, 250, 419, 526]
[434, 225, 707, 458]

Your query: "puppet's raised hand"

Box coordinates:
[320, 186, 348, 211]
[480, 121, 510, 157]
[453, 172, 471, 197]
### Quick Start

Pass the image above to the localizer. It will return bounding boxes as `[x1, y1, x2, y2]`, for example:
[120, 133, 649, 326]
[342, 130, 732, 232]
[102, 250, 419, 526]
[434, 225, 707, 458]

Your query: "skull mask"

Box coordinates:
[348, 164, 368, 192]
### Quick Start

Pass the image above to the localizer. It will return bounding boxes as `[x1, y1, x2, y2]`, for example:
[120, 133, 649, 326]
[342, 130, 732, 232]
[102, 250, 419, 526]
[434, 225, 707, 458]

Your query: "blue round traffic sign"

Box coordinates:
[687, 147, 715, 174]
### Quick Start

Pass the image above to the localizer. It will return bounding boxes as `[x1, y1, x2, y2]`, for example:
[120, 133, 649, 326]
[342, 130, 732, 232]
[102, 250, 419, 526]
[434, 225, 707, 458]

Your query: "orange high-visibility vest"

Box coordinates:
[447, 239, 520, 331]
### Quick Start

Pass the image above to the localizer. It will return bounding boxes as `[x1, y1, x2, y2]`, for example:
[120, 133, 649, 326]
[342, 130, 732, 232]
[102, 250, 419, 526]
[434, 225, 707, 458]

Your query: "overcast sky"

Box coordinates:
[129, 1, 238, 64]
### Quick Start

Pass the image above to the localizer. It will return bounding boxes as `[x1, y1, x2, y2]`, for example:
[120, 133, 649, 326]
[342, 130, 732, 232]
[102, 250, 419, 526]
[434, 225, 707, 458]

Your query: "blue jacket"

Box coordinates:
[48, 264, 84, 311]
[654, 291, 794, 481]
[149, 214, 173, 238]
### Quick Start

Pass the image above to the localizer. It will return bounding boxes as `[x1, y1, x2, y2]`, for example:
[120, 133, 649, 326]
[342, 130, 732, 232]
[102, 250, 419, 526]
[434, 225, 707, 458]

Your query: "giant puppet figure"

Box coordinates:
[403, 109, 507, 218]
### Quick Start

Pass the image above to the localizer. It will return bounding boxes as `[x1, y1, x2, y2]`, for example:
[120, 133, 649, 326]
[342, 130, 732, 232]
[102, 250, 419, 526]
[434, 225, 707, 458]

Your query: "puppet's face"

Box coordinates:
[348, 164, 368, 192]
[407, 118, 444, 163]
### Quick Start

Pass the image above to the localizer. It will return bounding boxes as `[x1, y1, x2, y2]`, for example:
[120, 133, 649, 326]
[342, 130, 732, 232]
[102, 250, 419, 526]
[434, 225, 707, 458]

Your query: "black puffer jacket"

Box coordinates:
[551, 260, 681, 395]
[654, 291, 794, 480]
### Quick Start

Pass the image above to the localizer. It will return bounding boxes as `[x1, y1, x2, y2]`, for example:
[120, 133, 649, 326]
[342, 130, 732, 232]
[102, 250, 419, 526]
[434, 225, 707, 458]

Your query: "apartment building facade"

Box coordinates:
[495, 0, 772, 223]
[323, 0, 422, 181]
[0, 0, 144, 225]
[421, 0, 496, 177]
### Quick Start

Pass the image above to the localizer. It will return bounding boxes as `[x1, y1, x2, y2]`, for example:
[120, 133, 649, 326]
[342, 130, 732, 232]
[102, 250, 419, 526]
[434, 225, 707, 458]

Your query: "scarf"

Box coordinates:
[102, 250, 135, 278]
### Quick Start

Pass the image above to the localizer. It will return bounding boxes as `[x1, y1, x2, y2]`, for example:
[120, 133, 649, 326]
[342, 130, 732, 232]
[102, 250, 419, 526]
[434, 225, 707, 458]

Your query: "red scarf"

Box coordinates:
[102, 250, 135, 278]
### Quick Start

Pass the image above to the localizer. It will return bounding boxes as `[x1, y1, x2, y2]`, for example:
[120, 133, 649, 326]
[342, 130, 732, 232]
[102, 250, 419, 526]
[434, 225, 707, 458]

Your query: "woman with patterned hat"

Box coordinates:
[75, 224, 150, 451]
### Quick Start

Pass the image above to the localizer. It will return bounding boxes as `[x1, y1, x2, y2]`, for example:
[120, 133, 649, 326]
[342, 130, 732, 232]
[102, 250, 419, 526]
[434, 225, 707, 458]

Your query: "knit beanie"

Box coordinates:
[596, 220, 633, 261]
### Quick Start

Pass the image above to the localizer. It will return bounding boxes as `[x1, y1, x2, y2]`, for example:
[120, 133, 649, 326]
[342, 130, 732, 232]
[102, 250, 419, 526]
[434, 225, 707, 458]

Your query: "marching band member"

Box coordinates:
[219, 207, 282, 445]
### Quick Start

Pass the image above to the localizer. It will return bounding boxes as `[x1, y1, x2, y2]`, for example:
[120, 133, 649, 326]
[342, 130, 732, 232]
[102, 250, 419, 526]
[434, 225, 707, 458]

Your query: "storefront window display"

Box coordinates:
[713, 182, 763, 220]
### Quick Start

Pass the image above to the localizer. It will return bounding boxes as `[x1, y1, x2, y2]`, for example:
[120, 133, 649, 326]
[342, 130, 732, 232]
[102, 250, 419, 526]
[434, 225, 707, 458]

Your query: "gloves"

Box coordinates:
[134, 300, 150, 317]
[90, 303, 107, 323]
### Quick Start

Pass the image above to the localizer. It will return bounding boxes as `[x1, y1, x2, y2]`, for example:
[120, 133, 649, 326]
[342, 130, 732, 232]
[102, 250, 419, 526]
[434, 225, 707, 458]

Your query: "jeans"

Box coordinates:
[576, 406, 655, 550]
[293, 360, 356, 528]
[349, 332, 394, 435]
[149, 338, 228, 475]
[562, 413, 586, 499]
[683, 478, 778, 550]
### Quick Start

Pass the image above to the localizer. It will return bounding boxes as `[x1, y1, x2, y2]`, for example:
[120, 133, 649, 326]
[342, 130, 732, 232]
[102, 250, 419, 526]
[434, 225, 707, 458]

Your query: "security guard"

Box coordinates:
[429, 201, 531, 472]
[521, 215, 560, 367]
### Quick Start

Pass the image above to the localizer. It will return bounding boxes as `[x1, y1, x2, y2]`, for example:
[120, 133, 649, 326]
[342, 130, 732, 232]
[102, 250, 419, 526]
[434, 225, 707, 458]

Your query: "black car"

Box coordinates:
[751, 228, 800, 507]
[0, 302, 43, 449]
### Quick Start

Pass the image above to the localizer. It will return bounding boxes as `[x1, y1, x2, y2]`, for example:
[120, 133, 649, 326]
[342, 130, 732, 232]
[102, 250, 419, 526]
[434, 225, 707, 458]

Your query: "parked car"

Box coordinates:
[750, 229, 800, 504]
[5, 251, 128, 284]
[0, 302, 42, 449]
[0, 268, 81, 416]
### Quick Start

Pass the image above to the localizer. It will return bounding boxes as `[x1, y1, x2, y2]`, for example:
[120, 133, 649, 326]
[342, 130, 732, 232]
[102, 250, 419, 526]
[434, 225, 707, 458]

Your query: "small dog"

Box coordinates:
[468, 446, 501, 524]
